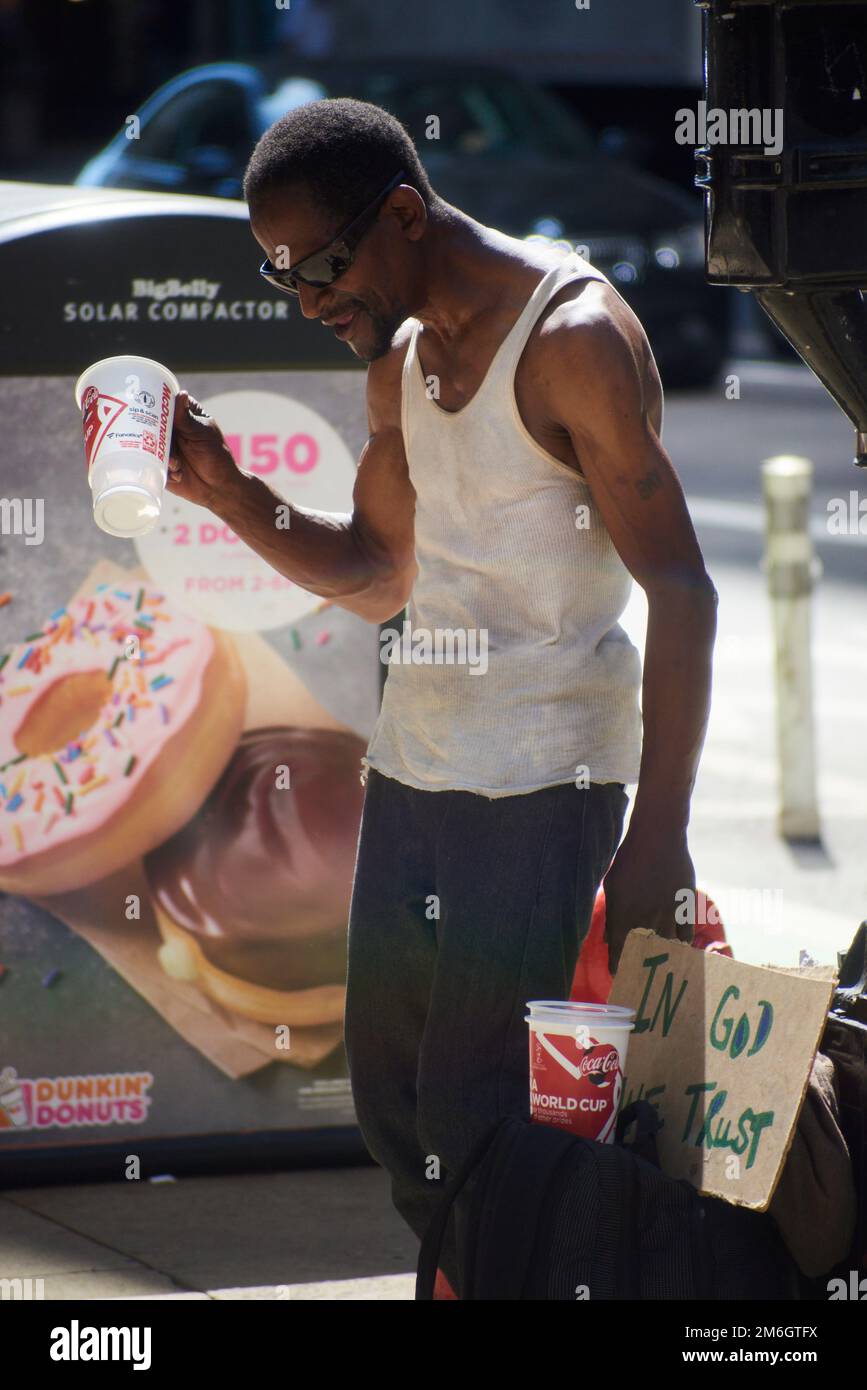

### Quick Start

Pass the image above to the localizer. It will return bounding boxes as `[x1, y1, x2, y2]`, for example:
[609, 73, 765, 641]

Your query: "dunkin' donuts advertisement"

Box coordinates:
[0, 367, 379, 1163]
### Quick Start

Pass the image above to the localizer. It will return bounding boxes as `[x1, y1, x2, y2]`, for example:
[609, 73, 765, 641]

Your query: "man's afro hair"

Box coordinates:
[243, 96, 436, 228]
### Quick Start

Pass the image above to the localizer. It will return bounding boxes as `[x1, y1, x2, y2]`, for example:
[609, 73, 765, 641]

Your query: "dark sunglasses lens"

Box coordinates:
[264, 263, 331, 295]
[261, 263, 295, 295]
[262, 230, 359, 294]
[297, 250, 352, 288]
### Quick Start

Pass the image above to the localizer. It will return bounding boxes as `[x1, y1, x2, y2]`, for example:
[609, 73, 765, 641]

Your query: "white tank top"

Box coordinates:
[361, 251, 644, 797]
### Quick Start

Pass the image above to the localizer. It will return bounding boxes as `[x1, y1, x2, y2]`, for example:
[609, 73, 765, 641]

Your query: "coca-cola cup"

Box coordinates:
[74, 355, 180, 538]
[525, 1000, 636, 1143]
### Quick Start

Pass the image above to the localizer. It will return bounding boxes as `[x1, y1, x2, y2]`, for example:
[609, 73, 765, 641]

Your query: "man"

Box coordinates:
[167, 98, 718, 1294]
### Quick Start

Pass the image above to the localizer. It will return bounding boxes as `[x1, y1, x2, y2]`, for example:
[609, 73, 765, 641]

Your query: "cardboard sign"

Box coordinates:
[608, 930, 835, 1210]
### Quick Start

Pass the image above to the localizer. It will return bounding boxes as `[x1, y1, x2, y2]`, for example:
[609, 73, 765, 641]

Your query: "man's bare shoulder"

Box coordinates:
[530, 272, 663, 428]
[366, 318, 416, 432]
[540, 275, 647, 360]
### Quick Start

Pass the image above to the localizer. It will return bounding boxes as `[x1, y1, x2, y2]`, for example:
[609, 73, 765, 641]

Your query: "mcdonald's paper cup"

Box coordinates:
[525, 1000, 636, 1143]
[75, 355, 179, 538]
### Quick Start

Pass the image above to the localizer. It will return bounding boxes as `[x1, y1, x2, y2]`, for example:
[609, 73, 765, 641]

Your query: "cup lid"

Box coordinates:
[74, 354, 180, 407]
[526, 1000, 636, 1016]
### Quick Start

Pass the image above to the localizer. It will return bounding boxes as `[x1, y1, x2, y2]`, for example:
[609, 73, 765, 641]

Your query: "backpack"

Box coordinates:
[416, 1099, 799, 1300]
[819, 922, 867, 1278]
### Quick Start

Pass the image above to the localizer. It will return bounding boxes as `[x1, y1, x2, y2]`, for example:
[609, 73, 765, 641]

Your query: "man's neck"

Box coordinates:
[410, 202, 521, 343]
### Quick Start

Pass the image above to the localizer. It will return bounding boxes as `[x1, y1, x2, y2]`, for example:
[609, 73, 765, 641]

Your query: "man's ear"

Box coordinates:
[390, 186, 428, 242]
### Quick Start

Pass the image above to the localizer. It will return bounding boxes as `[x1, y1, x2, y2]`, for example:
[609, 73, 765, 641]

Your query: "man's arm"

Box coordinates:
[542, 296, 718, 972]
[166, 332, 417, 624]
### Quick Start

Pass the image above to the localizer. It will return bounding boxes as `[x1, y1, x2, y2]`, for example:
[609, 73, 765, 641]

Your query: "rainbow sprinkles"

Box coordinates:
[0, 583, 215, 868]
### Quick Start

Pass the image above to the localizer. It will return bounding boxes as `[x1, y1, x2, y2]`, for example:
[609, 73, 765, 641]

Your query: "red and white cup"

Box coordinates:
[525, 1000, 636, 1143]
[74, 355, 179, 538]
[0, 1066, 28, 1129]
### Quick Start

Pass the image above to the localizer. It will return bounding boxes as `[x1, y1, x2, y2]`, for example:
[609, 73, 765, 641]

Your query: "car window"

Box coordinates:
[355, 74, 594, 159]
[369, 81, 502, 154]
[137, 82, 252, 166]
[256, 71, 594, 161]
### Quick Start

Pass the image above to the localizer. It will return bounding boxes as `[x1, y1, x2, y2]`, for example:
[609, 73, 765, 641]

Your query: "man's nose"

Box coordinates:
[296, 281, 328, 319]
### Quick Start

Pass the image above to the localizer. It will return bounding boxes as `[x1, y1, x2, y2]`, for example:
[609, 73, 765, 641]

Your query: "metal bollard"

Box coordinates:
[760, 455, 821, 841]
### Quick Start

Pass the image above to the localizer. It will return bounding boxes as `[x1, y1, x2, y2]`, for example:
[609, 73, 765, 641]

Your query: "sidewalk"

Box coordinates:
[619, 537, 866, 971]
[1, 1163, 417, 1300]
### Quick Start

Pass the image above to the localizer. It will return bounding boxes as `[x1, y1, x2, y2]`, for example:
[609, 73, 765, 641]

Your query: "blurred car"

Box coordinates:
[77, 60, 729, 387]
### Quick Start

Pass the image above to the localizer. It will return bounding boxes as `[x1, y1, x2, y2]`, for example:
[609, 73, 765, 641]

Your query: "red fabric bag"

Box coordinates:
[570, 886, 732, 1003]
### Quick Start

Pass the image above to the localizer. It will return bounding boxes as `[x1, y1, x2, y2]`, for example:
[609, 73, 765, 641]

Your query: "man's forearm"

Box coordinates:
[210, 470, 399, 621]
[627, 575, 718, 843]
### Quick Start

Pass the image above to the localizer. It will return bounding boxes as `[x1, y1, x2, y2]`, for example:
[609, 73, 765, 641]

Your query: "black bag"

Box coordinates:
[820, 922, 867, 1278]
[417, 1100, 798, 1300]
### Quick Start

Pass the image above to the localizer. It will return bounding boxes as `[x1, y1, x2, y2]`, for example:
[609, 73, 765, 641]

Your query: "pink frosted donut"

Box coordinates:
[0, 581, 246, 895]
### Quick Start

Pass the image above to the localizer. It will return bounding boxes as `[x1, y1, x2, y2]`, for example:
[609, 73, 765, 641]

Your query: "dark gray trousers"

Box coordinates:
[344, 767, 628, 1295]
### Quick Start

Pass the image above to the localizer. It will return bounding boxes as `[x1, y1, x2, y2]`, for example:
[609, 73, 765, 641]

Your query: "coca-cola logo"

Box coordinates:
[579, 1046, 620, 1079]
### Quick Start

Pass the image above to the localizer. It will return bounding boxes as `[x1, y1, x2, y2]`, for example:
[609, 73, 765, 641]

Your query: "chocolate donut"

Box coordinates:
[143, 725, 368, 992]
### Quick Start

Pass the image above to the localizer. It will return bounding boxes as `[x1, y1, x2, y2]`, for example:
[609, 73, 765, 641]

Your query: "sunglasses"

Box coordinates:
[258, 169, 406, 296]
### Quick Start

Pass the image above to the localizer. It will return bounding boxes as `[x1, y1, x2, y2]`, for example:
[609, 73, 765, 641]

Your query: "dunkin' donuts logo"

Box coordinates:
[0, 1067, 154, 1132]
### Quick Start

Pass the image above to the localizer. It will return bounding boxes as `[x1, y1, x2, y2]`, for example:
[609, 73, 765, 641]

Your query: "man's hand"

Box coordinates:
[166, 389, 244, 512]
[602, 833, 696, 977]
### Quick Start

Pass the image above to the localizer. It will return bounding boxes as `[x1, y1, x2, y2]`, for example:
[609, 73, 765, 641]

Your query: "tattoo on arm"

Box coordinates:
[635, 469, 663, 500]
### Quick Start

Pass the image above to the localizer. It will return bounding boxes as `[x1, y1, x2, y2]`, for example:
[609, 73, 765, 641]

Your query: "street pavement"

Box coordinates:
[2, 355, 865, 1300]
